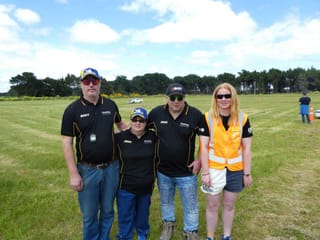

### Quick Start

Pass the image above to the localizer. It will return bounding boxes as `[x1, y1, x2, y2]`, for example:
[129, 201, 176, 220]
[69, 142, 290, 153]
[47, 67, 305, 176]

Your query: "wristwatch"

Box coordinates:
[244, 173, 250, 176]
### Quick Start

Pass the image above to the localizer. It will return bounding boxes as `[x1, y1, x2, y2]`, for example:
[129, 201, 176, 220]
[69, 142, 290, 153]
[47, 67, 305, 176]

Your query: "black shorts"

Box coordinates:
[224, 169, 244, 192]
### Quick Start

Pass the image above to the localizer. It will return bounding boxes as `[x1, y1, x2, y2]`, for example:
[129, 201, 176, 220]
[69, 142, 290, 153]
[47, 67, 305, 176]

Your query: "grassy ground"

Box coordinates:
[0, 93, 319, 240]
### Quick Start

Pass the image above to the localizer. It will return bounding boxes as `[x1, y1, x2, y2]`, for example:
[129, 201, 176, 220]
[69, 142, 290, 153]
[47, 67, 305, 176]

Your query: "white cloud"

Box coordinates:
[0, 5, 120, 92]
[188, 50, 220, 66]
[29, 46, 118, 79]
[0, 42, 120, 91]
[122, 0, 256, 43]
[0, 5, 20, 42]
[0, 5, 16, 26]
[14, 8, 40, 25]
[69, 19, 120, 44]
[223, 15, 320, 63]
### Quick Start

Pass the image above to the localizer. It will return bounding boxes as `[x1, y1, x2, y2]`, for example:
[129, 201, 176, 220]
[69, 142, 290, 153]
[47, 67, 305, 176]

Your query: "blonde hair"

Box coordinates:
[209, 83, 240, 126]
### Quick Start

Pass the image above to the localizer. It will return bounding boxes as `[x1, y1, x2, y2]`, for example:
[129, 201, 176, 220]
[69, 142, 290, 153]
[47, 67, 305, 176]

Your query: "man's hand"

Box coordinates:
[70, 173, 83, 192]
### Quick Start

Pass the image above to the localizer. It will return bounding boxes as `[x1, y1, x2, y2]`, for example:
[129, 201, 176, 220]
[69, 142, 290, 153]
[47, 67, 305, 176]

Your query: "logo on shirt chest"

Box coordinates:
[144, 139, 153, 144]
[179, 122, 190, 128]
[123, 139, 153, 144]
[101, 111, 111, 115]
[80, 113, 90, 118]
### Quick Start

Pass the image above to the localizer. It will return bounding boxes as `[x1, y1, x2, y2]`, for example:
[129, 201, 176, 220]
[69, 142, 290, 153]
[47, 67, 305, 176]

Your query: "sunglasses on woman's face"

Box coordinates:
[216, 94, 231, 99]
[131, 118, 146, 123]
[82, 77, 100, 86]
[169, 95, 184, 101]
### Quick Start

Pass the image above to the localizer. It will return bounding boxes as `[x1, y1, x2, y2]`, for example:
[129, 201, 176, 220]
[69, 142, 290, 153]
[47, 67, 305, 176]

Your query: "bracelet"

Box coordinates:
[202, 173, 210, 176]
[244, 173, 250, 176]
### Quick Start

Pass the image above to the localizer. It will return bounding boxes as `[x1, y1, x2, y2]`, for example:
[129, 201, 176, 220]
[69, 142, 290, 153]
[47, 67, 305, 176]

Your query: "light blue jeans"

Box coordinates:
[77, 160, 119, 240]
[157, 171, 199, 232]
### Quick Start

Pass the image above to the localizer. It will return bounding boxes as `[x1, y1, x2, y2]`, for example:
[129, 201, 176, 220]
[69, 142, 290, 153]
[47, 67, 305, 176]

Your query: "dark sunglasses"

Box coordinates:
[216, 94, 232, 99]
[131, 119, 146, 123]
[169, 95, 184, 101]
[82, 78, 100, 86]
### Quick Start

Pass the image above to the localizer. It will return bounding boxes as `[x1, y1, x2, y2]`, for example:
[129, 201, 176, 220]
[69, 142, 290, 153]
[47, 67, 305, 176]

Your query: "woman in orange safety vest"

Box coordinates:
[200, 83, 253, 240]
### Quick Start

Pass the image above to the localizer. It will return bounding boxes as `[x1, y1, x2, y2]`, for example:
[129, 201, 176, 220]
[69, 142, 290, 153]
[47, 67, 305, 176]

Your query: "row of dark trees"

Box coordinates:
[5, 67, 320, 97]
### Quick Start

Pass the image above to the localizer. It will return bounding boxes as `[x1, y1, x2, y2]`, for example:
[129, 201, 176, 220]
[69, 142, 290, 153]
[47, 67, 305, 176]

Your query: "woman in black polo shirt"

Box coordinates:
[115, 107, 158, 240]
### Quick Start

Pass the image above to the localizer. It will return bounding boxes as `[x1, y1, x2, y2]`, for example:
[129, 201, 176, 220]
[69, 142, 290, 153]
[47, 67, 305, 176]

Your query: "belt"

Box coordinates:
[79, 161, 112, 170]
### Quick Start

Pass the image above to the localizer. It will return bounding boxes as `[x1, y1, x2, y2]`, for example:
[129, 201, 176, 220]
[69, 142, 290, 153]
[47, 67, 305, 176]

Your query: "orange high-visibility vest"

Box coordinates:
[205, 112, 247, 171]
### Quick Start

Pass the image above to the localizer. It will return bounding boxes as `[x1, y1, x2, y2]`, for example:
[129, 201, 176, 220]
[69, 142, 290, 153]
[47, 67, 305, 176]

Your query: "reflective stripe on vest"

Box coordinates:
[208, 153, 243, 164]
[205, 111, 246, 170]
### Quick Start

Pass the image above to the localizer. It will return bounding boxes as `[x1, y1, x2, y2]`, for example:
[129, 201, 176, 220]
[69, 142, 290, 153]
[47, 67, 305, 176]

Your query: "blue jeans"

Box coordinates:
[157, 171, 199, 232]
[77, 160, 119, 240]
[116, 189, 151, 240]
[300, 105, 310, 123]
[301, 114, 310, 123]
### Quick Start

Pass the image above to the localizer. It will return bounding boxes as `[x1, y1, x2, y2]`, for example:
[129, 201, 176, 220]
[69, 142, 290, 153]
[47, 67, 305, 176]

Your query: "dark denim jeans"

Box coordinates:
[116, 189, 151, 239]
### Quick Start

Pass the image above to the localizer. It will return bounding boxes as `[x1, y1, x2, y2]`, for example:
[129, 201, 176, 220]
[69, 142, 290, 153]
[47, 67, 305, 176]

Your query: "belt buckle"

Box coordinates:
[96, 163, 108, 169]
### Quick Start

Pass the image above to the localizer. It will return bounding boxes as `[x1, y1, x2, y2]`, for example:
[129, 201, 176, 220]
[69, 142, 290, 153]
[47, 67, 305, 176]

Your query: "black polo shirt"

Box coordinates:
[61, 95, 122, 164]
[299, 96, 311, 105]
[221, 115, 253, 138]
[148, 102, 209, 177]
[115, 129, 158, 195]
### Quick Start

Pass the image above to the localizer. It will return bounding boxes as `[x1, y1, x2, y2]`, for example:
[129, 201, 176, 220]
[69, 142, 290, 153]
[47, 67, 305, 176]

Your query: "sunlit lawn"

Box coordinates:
[0, 93, 320, 239]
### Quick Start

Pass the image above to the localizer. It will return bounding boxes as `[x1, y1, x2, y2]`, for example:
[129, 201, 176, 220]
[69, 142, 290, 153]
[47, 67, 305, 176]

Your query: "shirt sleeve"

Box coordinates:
[242, 118, 253, 138]
[113, 101, 122, 123]
[197, 113, 210, 136]
[61, 104, 75, 137]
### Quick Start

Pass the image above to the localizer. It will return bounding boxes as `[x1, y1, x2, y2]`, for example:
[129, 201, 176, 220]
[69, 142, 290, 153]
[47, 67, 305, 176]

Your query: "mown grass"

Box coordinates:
[0, 93, 319, 240]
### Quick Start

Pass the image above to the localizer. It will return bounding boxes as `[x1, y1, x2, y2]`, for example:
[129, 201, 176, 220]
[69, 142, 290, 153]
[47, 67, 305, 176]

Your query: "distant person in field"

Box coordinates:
[61, 67, 127, 240]
[114, 107, 159, 240]
[200, 83, 253, 240]
[147, 83, 209, 240]
[299, 91, 311, 124]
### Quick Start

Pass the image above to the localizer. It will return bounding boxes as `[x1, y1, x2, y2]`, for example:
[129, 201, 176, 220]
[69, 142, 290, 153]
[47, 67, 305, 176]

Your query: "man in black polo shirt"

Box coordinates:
[148, 83, 209, 240]
[299, 91, 311, 123]
[61, 67, 127, 240]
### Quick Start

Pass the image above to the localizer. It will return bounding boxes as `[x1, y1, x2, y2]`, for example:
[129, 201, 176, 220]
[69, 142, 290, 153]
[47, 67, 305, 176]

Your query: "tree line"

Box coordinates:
[4, 67, 320, 97]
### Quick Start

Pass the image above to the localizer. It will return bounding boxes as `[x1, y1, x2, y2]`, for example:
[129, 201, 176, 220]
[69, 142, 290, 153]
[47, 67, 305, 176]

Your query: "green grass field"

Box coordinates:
[0, 94, 320, 240]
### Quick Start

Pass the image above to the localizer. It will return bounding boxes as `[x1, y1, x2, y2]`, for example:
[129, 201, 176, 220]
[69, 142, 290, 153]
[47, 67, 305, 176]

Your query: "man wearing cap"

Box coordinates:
[61, 67, 128, 240]
[148, 83, 209, 240]
[115, 107, 158, 240]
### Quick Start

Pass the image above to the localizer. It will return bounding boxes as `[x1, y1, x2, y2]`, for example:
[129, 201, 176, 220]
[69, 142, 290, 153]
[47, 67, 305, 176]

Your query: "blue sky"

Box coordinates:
[0, 0, 319, 92]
